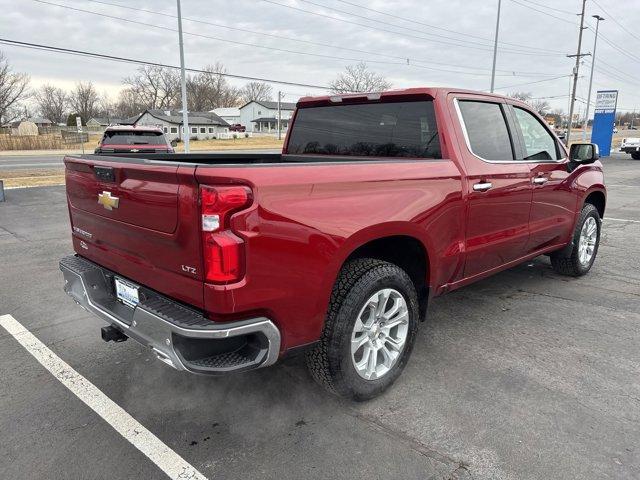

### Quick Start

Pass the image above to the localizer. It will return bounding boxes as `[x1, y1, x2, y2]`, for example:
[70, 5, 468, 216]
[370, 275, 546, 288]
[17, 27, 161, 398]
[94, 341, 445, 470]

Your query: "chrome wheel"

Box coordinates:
[350, 288, 409, 380]
[578, 216, 598, 266]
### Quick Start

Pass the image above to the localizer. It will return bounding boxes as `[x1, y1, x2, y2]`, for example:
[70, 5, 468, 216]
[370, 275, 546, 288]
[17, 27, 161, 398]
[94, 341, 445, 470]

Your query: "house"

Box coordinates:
[211, 107, 240, 126]
[86, 117, 129, 128]
[134, 109, 229, 141]
[27, 117, 53, 128]
[239, 100, 296, 133]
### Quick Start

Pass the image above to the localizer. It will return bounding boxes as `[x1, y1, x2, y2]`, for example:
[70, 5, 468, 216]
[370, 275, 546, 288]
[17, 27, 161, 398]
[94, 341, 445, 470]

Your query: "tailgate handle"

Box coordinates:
[94, 166, 115, 182]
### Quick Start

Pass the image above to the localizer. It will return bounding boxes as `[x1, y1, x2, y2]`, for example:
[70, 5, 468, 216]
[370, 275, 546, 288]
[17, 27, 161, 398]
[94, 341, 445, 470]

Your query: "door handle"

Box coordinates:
[473, 182, 493, 192]
[533, 176, 548, 185]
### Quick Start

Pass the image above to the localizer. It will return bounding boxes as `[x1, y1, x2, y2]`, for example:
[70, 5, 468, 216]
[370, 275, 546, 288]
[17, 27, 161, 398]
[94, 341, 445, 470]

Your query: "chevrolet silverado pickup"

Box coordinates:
[60, 88, 606, 400]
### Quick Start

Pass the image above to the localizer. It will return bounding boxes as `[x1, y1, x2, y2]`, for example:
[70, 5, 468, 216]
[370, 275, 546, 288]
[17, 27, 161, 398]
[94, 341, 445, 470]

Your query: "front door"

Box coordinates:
[508, 105, 576, 252]
[452, 96, 533, 279]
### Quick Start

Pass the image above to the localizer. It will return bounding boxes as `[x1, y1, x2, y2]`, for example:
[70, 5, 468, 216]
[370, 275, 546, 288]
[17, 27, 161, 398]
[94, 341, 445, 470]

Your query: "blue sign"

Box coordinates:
[590, 90, 618, 157]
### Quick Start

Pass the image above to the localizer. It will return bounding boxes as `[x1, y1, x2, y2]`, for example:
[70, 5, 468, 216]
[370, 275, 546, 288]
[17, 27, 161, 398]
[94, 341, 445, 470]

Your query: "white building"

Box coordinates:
[134, 109, 229, 141]
[239, 100, 296, 133]
[211, 107, 241, 126]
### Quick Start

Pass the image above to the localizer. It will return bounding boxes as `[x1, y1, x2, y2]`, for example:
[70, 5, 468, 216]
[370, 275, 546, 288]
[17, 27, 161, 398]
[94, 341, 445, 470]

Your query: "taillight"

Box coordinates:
[200, 185, 252, 283]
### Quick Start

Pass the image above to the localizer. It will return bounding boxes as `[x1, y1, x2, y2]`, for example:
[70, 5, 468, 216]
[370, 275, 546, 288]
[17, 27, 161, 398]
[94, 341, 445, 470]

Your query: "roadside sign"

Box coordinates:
[76, 116, 83, 133]
[591, 90, 618, 157]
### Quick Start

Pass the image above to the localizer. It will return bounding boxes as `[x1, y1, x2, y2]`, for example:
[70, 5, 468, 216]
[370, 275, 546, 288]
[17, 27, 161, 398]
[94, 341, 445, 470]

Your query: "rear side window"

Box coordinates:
[458, 100, 513, 160]
[287, 101, 441, 159]
[513, 107, 561, 160]
[102, 131, 166, 145]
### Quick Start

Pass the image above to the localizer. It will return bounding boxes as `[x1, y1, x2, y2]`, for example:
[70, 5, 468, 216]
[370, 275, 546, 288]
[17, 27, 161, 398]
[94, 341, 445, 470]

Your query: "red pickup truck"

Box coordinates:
[60, 88, 605, 400]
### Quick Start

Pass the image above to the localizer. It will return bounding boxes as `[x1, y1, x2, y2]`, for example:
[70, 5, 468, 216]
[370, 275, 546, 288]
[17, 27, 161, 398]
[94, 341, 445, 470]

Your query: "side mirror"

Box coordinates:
[569, 142, 599, 163]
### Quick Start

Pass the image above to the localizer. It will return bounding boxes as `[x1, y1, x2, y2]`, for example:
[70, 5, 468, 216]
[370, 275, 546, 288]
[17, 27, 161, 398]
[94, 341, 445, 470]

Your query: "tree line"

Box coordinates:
[0, 52, 276, 126]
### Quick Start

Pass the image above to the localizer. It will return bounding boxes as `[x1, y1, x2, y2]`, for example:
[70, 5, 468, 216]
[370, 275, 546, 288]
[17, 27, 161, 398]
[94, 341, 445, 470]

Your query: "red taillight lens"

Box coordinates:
[200, 185, 252, 283]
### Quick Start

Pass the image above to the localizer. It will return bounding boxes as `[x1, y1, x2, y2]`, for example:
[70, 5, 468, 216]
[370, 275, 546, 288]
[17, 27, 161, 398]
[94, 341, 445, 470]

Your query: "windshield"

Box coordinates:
[287, 100, 441, 159]
[102, 130, 166, 145]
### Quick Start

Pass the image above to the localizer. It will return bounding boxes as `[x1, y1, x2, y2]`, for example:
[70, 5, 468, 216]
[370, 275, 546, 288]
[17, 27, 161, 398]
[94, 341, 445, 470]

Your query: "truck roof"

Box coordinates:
[297, 87, 509, 107]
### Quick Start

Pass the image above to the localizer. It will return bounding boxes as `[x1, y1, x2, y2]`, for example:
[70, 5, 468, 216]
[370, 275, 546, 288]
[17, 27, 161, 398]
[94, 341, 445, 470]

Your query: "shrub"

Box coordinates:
[232, 133, 238, 139]
[244, 133, 249, 138]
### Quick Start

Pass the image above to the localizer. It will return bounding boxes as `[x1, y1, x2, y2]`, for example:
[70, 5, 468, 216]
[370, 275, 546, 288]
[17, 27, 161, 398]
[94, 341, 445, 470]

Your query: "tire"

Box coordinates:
[631, 153, 640, 160]
[306, 258, 419, 401]
[550, 203, 601, 276]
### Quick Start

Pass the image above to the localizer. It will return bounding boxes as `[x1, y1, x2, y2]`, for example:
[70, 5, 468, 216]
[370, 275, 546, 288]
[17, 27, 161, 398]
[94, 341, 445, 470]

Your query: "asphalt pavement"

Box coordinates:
[0, 154, 638, 479]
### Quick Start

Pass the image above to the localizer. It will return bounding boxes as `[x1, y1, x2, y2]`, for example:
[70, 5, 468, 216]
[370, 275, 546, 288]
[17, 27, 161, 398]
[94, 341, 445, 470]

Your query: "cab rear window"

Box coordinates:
[287, 100, 441, 159]
[102, 131, 166, 145]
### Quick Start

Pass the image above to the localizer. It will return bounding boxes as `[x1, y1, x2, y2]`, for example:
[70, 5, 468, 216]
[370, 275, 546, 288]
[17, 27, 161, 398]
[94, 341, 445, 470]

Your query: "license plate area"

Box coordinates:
[115, 277, 139, 308]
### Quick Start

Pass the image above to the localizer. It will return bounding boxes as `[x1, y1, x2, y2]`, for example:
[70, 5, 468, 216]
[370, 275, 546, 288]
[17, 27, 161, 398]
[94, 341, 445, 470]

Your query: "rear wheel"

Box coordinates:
[306, 258, 419, 400]
[631, 152, 640, 160]
[550, 203, 601, 276]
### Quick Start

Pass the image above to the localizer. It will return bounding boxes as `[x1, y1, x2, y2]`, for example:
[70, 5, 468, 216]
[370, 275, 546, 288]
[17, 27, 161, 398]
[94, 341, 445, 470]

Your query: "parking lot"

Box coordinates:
[0, 153, 638, 479]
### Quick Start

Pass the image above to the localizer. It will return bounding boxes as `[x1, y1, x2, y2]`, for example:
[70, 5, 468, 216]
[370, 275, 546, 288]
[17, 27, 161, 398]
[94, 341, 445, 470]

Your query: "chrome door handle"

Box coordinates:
[473, 182, 493, 192]
[533, 176, 548, 185]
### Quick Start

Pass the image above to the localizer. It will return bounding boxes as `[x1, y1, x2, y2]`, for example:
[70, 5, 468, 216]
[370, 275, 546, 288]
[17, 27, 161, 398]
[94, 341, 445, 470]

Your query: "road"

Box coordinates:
[0, 150, 281, 170]
[0, 154, 638, 479]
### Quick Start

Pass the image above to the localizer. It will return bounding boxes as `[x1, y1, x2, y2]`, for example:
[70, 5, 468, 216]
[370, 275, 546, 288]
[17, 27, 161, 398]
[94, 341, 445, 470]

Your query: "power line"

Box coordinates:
[317, 0, 563, 54]
[495, 74, 569, 90]
[32, 0, 564, 80]
[516, 0, 577, 16]
[508, 0, 578, 25]
[84, 0, 563, 76]
[0, 38, 330, 89]
[591, 0, 640, 44]
[260, 0, 564, 56]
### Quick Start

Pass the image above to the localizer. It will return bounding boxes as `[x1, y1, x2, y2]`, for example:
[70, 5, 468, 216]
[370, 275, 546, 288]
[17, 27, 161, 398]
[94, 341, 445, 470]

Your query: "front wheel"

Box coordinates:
[306, 258, 419, 400]
[550, 203, 601, 276]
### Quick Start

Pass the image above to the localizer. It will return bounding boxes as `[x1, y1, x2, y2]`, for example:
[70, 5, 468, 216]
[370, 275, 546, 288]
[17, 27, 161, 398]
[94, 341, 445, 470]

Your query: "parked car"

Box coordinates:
[94, 125, 175, 154]
[621, 137, 640, 159]
[228, 124, 246, 132]
[60, 87, 606, 400]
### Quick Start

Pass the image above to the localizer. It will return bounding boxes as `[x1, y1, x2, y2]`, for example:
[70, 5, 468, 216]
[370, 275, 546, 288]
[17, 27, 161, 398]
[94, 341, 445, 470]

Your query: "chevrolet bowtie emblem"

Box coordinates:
[97, 191, 119, 210]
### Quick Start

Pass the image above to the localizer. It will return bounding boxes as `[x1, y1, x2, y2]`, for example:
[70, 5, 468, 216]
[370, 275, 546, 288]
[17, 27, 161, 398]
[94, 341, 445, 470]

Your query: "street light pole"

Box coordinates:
[176, 0, 190, 153]
[490, 0, 501, 93]
[582, 15, 605, 141]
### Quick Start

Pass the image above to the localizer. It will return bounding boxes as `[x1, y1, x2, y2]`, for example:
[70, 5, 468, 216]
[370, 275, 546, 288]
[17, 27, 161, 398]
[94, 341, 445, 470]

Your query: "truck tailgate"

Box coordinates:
[64, 156, 204, 308]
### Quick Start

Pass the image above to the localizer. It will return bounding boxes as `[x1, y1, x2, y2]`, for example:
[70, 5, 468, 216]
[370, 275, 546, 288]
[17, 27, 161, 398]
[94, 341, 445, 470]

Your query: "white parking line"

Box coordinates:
[606, 217, 640, 224]
[0, 314, 208, 480]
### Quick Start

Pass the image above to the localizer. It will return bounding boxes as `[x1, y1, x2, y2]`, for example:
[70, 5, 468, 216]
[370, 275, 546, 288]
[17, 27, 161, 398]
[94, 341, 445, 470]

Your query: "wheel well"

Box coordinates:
[585, 191, 605, 218]
[346, 235, 429, 320]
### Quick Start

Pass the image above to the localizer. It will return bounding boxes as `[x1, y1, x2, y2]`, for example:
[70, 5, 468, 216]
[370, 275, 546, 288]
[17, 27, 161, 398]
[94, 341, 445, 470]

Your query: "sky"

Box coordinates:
[2, 0, 639, 114]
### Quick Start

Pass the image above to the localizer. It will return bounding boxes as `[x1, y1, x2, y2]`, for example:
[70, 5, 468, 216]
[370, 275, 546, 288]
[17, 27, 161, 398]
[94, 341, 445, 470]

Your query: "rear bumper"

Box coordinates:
[59, 255, 281, 374]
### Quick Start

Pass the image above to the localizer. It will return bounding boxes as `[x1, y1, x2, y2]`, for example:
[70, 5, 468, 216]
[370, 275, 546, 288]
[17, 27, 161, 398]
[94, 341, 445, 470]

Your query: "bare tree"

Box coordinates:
[509, 91, 549, 115]
[112, 88, 146, 119]
[329, 62, 391, 94]
[33, 84, 68, 124]
[187, 63, 242, 110]
[0, 52, 30, 124]
[69, 81, 101, 123]
[240, 81, 273, 103]
[123, 65, 180, 110]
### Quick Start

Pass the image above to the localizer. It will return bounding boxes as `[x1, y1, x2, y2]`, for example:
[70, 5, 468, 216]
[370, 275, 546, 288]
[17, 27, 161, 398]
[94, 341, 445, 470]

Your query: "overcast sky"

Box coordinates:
[3, 0, 639, 113]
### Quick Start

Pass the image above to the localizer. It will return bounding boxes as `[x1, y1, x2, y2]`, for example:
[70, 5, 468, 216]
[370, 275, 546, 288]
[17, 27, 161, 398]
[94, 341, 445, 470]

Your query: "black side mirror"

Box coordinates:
[569, 142, 599, 166]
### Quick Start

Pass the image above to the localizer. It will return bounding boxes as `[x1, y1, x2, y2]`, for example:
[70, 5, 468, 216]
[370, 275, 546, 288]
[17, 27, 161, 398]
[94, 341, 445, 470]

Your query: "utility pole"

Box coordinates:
[176, 0, 190, 153]
[566, 0, 588, 145]
[583, 15, 605, 141]
[490, 0, 502, 93]
[277, 91, 282, 140]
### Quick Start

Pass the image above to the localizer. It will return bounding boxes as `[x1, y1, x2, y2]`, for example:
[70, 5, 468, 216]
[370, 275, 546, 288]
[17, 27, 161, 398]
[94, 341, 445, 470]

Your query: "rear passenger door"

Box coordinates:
[508, 104, 575, 253]
[452, 96, 533, 279]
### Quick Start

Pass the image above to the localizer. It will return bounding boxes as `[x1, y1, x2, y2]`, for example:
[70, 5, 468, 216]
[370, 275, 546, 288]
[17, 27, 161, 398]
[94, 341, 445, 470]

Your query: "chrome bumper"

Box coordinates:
[59, 255, 281, 374]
